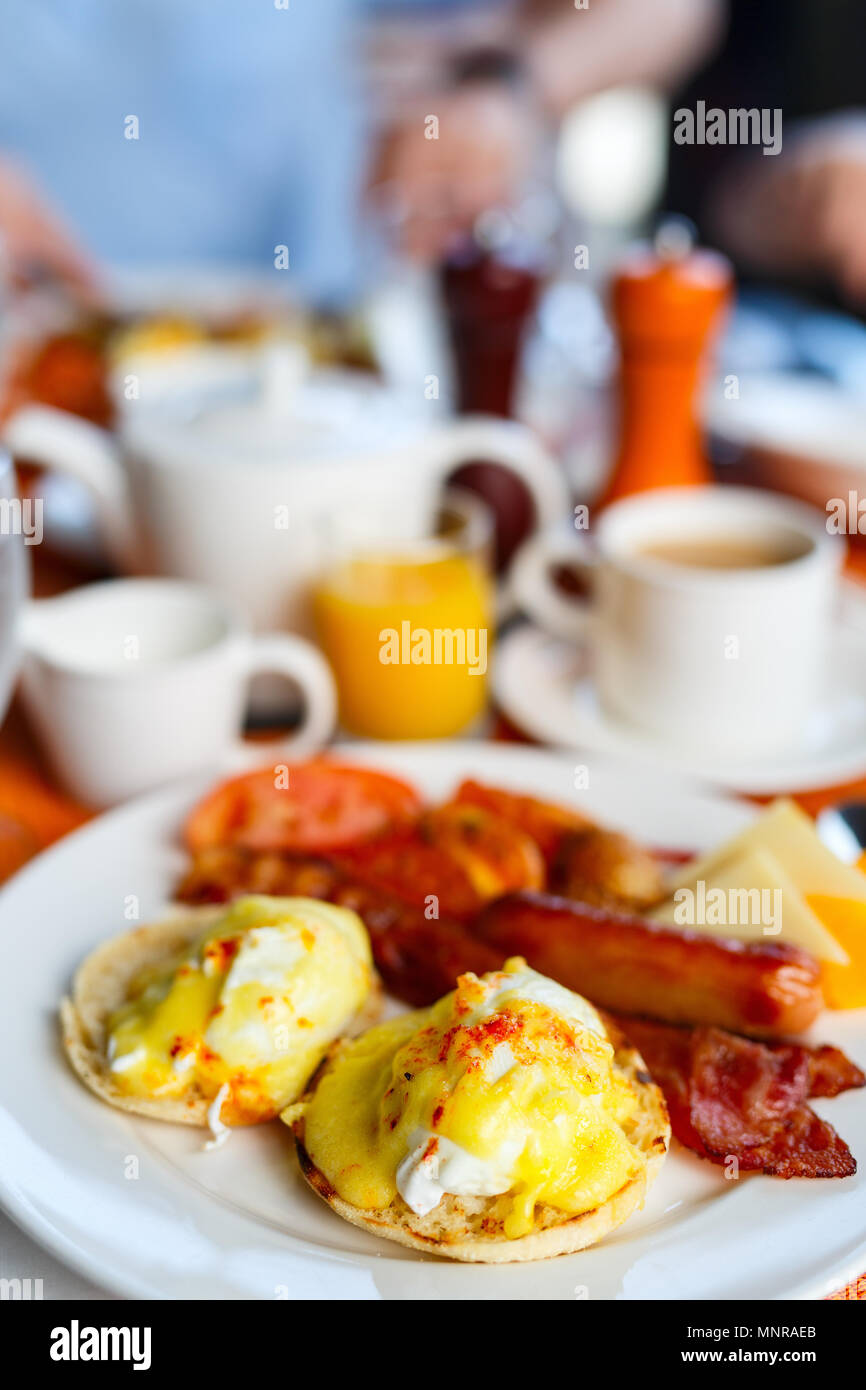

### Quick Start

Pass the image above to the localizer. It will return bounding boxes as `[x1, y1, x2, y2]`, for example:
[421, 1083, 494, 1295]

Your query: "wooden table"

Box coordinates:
[2, 538, 864, 1300]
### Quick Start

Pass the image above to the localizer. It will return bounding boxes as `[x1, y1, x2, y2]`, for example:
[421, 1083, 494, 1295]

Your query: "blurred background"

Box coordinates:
[4, 1, 866, 527]
[2, 0, 866, 839]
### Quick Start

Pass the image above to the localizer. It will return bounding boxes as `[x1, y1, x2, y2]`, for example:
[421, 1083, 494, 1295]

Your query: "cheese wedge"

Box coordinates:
[652, 845, 849, 964]
[669, 799, 866, 903]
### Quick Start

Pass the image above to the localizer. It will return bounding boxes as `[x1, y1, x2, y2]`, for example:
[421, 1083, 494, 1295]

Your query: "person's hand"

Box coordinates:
[0, 155, 99, 296]
[787, 122, 866, 303]
[369, 80, 541, 262]
[711, 115, 866, 305]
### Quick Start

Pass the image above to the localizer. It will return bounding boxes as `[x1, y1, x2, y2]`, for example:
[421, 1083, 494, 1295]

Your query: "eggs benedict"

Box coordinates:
[61, 896, 379, 1132]
[286, 958, 669, 1261]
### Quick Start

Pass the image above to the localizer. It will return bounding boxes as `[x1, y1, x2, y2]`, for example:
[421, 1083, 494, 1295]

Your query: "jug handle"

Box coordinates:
[429, 415, 569, 533]
[3, 405, 136, 566]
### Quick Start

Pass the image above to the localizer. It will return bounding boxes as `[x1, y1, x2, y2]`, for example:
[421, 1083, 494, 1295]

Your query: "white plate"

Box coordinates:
[493, 596, 866, 794]
[0, 742, 864, 1301]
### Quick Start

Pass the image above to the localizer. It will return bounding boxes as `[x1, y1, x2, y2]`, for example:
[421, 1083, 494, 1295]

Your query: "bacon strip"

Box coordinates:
[690, 1029, 811, 1154]
[734, 1108, 857, 1179]
[800, 1043, 866, 1099]
[616, 1016, 861, 1178]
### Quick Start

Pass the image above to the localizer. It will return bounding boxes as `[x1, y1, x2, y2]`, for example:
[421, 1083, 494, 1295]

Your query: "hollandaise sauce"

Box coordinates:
[107, 896, 372, 1124]
[302, 959, 645, 1238]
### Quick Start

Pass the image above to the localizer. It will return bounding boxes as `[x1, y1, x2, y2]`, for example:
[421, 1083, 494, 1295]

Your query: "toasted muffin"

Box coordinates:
[61, 898, 382, 1128]
[284, 962, 670, 1263]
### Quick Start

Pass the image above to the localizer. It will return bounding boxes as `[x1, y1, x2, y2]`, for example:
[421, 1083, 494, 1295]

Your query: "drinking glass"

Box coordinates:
[313, 490, 494, 739]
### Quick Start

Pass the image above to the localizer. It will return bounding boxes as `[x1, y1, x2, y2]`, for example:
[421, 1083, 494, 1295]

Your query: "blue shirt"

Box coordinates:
[0, 0, 371, 303]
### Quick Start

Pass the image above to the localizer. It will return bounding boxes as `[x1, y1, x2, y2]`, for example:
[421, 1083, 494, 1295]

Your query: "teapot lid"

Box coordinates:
[121, 343, 436, 464]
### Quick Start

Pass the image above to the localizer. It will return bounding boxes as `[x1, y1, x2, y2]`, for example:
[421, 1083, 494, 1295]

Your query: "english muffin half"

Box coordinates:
[61, 896, 382, 1128]
[284, 960, 670, 1263]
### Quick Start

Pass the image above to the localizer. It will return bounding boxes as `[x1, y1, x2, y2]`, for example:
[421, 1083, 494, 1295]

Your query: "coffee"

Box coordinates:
[635, 533, 813, 571]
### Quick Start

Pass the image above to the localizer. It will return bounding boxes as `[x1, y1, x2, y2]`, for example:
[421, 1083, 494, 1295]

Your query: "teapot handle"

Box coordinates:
[3, 405, 136, 566]
[429, 415, 568, 531]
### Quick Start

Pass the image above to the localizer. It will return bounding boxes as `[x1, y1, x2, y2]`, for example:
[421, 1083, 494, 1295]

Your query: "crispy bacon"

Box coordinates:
[730, 1107, 857, 1178]
[689, 1028, 811, 1151]
[616, 1016, 861, 1178]
[801, 1043, 866, 1098]
[473, 892, 824, 1038]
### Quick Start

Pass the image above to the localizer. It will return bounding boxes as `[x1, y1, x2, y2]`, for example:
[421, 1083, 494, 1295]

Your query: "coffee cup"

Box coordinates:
[509, 486, 842, 757]
[18, 578, 337, 806]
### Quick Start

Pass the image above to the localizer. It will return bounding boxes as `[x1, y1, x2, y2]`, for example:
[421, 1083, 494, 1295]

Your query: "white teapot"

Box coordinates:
[5, 347, 567, 630]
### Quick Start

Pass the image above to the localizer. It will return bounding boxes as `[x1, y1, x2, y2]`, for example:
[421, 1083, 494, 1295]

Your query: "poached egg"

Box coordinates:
[106, 895, 373, 1126]
[301, 958, 645, 1238]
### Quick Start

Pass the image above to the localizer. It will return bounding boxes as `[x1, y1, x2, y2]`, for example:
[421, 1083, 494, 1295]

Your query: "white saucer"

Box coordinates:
[493, 585, 866, 795]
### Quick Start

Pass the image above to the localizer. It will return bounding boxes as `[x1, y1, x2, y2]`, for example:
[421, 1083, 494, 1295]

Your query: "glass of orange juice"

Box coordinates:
[312, 491, 494, 739]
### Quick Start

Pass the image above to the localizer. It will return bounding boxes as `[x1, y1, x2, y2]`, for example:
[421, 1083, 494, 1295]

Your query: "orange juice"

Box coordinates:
[313, 548, 493, 739]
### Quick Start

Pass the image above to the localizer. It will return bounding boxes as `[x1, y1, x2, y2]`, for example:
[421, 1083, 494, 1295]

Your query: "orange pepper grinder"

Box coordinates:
[598, 220, 732, 508]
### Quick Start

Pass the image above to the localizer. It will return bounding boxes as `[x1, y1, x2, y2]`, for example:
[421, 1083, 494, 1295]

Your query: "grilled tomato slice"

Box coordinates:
[185, 761, 422, 854]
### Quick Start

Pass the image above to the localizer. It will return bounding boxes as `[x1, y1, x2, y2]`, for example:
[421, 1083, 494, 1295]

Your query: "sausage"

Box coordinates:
[473, 892, 823, 1038]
